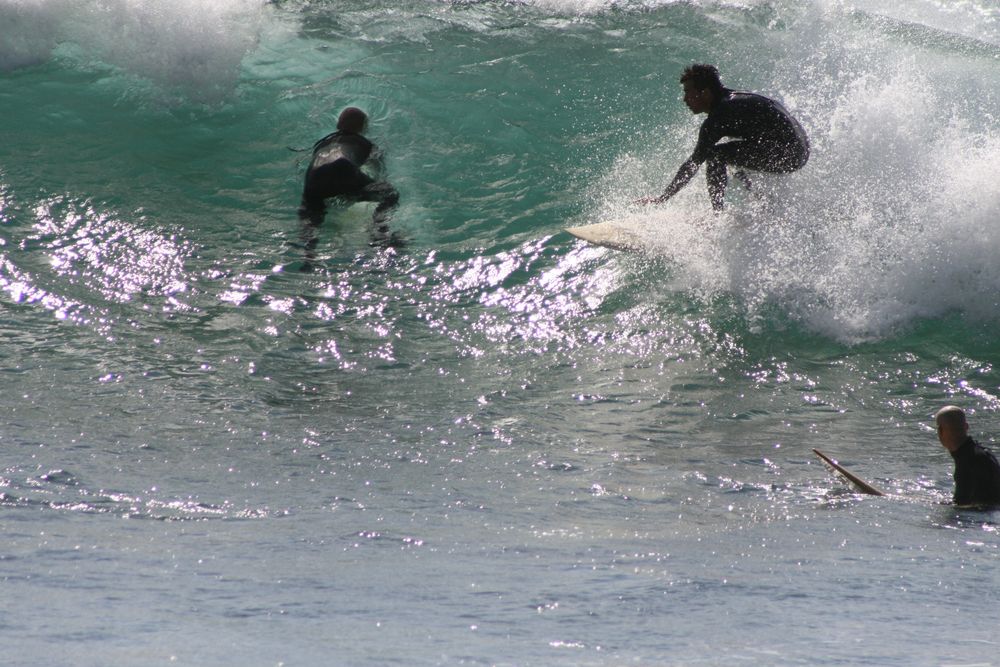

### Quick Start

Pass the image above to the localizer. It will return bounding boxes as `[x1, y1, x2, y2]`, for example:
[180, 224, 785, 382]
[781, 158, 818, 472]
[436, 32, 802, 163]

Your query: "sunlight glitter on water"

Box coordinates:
[32, 198, 191, 304]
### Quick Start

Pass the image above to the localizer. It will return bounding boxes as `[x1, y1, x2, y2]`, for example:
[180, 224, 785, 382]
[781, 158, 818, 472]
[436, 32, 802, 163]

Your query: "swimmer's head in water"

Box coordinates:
[935, 405, 969, 452]
[337, 107, 368, 134]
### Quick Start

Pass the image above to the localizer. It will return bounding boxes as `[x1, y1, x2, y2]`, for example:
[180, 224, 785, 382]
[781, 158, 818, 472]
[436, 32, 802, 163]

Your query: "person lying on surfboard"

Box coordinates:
[935, 405, 1000, 507]
[299, 107, 399, 232]
[637, 64, 810, 211]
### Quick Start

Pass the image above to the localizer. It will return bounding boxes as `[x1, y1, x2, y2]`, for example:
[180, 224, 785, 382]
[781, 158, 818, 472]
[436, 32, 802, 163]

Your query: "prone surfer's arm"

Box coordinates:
[367, 144, 386, 173]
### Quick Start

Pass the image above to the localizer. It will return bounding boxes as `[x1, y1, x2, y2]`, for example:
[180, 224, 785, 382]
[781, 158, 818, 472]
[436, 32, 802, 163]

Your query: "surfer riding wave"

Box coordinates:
[639, 64, 810, 211]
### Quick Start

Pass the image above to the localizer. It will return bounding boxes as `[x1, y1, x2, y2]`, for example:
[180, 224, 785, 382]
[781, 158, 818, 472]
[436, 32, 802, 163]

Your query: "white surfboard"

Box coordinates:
[565, 221, 645, 252]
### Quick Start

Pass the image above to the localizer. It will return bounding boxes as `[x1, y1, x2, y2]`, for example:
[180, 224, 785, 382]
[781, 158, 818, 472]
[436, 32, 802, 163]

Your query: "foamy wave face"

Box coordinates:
[753, 11, 1000, 342]
[0, 0, 62, 70]
[736, 82, 999, 343]
[0, 0, 265, 100]
[602, 2, 1000, 343]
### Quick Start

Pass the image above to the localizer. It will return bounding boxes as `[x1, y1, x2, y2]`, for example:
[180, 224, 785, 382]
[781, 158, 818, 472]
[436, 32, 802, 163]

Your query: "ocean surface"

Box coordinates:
[2, 0, 1000, 665]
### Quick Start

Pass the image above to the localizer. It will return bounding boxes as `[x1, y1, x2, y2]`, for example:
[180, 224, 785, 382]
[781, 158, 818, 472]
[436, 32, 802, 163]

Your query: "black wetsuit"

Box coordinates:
[950, 437, 1000, 506]
[663, 89, 810, 210]
[300, 130, 398, 224]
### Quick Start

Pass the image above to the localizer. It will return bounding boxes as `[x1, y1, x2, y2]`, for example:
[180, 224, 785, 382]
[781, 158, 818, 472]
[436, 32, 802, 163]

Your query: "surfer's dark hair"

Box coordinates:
[680, 64, 725, 95]
[337, 107, 368, 133]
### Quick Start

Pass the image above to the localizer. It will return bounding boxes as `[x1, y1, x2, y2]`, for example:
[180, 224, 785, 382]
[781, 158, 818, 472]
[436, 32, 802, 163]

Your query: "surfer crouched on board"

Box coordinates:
[638, 64, 810, 211]
[299, 107, 399, 238]
[935, 406, 1000, 507]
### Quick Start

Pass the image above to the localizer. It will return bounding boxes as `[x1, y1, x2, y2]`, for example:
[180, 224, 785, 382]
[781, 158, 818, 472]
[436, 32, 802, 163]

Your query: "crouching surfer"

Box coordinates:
[638, 64, 810, 212]
[299, 107, 400, 243]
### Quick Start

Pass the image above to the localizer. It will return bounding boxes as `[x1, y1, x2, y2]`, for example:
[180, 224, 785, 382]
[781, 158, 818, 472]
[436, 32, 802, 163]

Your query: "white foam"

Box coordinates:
[0, 0, 265, 100]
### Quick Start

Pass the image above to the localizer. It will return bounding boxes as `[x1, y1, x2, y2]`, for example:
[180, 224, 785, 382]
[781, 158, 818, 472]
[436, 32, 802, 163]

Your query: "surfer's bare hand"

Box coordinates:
[634, 196, 665, 206]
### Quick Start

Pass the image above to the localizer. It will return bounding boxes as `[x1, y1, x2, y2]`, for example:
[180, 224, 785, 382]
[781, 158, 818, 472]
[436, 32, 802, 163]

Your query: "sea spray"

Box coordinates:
[0, 0, 266, 101]
[596, 0, 1000, 342]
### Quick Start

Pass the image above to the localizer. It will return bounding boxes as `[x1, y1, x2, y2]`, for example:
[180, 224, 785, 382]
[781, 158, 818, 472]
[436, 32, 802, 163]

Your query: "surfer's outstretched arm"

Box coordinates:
[367, 145, 386, 175]
[637, 158, 700, 205]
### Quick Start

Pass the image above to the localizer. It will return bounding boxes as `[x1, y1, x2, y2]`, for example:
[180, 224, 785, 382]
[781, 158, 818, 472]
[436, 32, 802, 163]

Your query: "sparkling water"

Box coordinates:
[2, 1, 1000, 665]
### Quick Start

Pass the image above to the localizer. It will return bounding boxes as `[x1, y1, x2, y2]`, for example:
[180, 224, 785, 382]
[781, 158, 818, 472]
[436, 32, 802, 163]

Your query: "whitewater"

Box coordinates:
[2, 0, 1000, 665]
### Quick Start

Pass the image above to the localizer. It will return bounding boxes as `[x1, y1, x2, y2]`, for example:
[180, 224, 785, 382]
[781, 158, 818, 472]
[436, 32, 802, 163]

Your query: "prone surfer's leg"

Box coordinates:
[300, 159, 357, 222]
[300, 166, 333, 225]
[298, 192, 327, 225]
[297, 217, 321, 272]
[296, 195, 327, 271]
[359, 181, 401, 245]
[363, 182, 399, 222]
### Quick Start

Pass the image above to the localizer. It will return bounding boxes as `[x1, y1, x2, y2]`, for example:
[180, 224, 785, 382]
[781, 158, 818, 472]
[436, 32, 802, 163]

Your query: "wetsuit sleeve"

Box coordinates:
[654, 112, 730, 203]
[690, 114, 726, 165]
[952, 448, 1000, 506]
[658, 159, 700, 201]
[367, 143, 386, 175]
[657, 118, 720, 201]
[654, 118, 715, 201]
[953, 465, 975, 505]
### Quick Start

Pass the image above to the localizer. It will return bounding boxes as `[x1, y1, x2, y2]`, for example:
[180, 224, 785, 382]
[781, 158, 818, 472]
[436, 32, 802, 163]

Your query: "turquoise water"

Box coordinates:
[2, 1, 1000, 665]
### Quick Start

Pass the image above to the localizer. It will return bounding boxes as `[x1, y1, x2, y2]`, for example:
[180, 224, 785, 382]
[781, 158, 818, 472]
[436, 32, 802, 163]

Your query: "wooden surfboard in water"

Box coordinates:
[813, 448, 885, 496]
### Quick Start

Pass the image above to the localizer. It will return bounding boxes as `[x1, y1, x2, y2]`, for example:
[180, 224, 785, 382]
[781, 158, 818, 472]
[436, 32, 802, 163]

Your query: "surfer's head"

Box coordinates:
[680, 64, 724, 114]
[337, 107, 368, 134]
[935, 405, 969, 452]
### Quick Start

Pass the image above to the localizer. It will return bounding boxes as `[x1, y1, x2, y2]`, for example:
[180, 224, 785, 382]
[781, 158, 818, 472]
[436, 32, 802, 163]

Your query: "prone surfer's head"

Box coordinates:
[337, 107, 368, 134]
[935, 405, 968, 452]
[680, 64, 724, 114]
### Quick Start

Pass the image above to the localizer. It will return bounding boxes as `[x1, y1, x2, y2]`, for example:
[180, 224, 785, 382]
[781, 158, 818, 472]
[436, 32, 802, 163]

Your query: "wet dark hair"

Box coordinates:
[337, 107, 368, 133]
[680, 64, 725, 95]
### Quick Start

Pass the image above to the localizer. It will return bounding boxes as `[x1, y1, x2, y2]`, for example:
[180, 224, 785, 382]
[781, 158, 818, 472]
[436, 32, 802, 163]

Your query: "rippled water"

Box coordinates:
[2, 0, 1000, 665]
